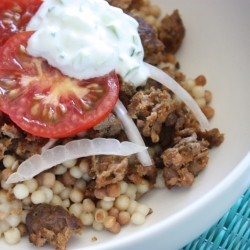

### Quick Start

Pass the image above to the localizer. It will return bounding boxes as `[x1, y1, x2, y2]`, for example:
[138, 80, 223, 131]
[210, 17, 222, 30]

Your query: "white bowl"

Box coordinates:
[2, 1, 250, 249]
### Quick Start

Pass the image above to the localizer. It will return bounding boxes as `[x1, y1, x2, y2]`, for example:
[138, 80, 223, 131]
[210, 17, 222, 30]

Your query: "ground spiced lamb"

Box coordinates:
[158, 10, 186, 53]
[135, 16, 165, 65]
[26, 204, 84, 250]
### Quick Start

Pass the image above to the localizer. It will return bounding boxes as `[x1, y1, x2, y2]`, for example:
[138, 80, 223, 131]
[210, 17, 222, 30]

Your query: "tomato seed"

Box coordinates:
[3, 12, 14, 18]
[7, 89, 19, 98]
[14, 13, 20, 21]
[12, 5, 22, 13]
[2, 19, 12, 26]
[31, 105, 39, 116]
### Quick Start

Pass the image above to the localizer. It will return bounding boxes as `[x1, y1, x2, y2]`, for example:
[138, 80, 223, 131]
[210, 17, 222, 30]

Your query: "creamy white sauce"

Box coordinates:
[26, 0, 149, 86]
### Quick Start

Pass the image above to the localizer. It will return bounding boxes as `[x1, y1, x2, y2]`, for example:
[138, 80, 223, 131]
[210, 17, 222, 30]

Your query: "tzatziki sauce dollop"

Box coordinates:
[26, 0, 149, 86]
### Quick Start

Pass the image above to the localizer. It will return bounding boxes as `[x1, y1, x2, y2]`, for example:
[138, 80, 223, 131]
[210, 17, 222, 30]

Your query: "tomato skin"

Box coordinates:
[0, 31, 120, 138]
[0, 0, 42, 47]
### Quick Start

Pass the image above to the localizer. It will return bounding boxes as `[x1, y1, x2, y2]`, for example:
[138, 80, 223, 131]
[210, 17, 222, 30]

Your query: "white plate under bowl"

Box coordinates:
[2, 1, 250, 250]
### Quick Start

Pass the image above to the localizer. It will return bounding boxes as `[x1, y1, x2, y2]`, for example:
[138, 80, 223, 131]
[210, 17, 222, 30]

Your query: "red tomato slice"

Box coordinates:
[0, 0, 42, 47]
[0, 31, 119, 138]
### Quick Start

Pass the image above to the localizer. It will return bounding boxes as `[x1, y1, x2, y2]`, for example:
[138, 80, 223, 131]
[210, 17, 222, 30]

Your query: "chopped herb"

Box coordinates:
[133, 35, 138, 45]
[131, 48, 135, 57]
[48, 6, 56, 12]
[107, 25, 119, 39]
[124, 66, 140, 78]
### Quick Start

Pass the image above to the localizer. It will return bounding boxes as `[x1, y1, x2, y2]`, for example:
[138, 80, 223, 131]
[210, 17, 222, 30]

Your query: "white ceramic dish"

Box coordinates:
[2, 0, 250, 249]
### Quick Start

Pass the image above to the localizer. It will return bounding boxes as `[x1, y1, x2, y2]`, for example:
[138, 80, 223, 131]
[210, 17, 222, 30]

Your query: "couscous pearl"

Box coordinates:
[182, 79, 195, 91]
[3, 155, 16, 168]
[62, 159, 77, 168]
[70, 166, 83, 179]
[10, 200, 22, 215]
[4, 228, 21, 244]
[136, 180, 149, 194]
[118, 181, 128, 194]
[13, 184, 29, 200]
[106, 183, 121, 198]
[195, 75, 207, 86]
[41, 172, 56, 188]
[82, 199, 95, 213]
[0, 190, 8, 203]
[131, 212, 146, 225]
[149, 5, 161, 18]
[114, 194, 130, 211]
[103, 196, 115, 202]
[1, 169, 13, 181]
[61, 171, 76, 186]
[79, 159, 90, 173]
[69, 203, 83, 218]
[94, 188, 106, 199]
[108, 207, 119, 219]
[139, 6, 150, 15]
[127, 200, 138, 215]
[202, 106, 215, 119]
[59, 187, 72, 200]
[61, 199, 71, 208]
[22, 195, 32, 206]
[135, 203, 150, 216]
[6, 214, 21, 228]
[107, 221, 120, 234]
[52, 164, 67, 175]
[195, 97, 206, 108]
[24, 178, 38, 193]
[192, 86, 205, 98]
[92, 221, 104, 231]
[80, 212, 94, 226]
[31, 190, 46, 204]
[125, 184, 137, 200]
[103, 215, 116, 229]
[21, 210, 29, 224]
[74, 179, 87, 191]
[0, 203, 11, 216]
[82, 173, 91, 182]
[69, 188, 84, 203]
[1, 179, 14, 190]
[0, 221, 10, 233]
[52, 180, 65, 194]
[117, 211, 130, 225]
[145, 15, 156, 26]
[38, 186, 53, 204]
[94, 208, 108, 223]
[50, 195, 62, 206]
[17, 223, 27, 236]
[100, 200, 114, 211]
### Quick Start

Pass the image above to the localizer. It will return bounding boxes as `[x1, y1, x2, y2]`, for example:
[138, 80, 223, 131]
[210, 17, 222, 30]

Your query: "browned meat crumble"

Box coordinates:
[135, 16, 165, 65]
[158, 10, 186, 53]
[26, 204, 84, 250]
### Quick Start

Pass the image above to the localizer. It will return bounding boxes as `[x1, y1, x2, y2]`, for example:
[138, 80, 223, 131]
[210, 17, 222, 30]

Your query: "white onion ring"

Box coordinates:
[144, 62, 210, 131]
[7, 138, 147, 184]
[113, 99, 153, 166]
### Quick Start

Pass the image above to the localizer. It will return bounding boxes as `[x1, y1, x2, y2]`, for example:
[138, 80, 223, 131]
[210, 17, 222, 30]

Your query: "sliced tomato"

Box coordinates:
[0, 0, 42, 47]
[0, 31, 119, 138]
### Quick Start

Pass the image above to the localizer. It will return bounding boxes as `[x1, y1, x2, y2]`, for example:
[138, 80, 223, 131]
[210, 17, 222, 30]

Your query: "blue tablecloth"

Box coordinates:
[180, 188, 250, 250]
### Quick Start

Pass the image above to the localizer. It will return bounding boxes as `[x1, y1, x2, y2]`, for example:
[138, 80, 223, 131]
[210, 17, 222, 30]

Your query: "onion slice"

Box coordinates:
[144, 62, 210, 131]
[113, 99, 153, 166]
[7, 138, 147, 184]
